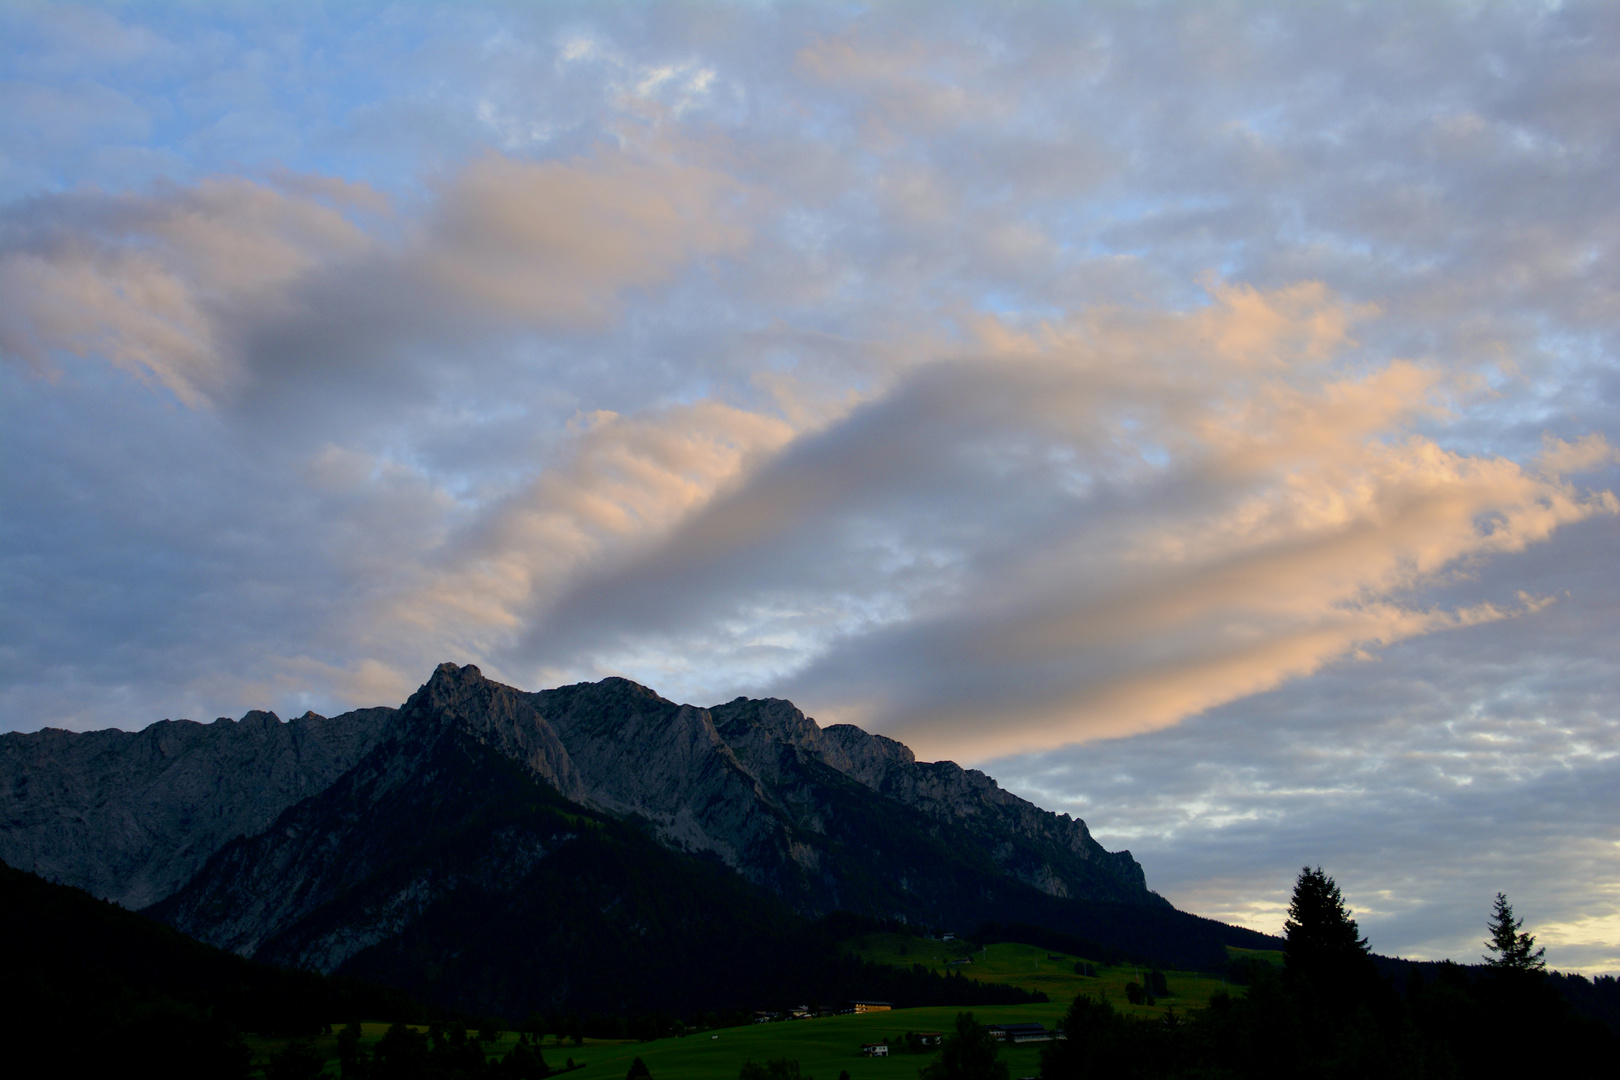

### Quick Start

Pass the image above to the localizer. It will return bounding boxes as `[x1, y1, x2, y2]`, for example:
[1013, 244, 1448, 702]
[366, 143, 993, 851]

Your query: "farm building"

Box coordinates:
[986, 1023, 1058, 1044]
[861, 1044, 890, 1058]
[850, 1001, 892, 1013]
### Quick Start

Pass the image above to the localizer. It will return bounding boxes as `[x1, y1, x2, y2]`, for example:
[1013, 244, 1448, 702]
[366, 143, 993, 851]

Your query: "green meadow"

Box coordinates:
[846, 935, 1238, 1016]
[1224, 946, 1283, 969]
[245, 939, 1245, 1077]
[250, 1010, 1059, 1080]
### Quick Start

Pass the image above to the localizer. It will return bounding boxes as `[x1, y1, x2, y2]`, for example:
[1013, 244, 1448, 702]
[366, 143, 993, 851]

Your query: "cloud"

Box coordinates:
[1, 133, 750, 408]
[361, 399, 800, 696]
[0, 177, 371, 405]
[514, 283, 1615, 759]
[422, 144, 748, 326]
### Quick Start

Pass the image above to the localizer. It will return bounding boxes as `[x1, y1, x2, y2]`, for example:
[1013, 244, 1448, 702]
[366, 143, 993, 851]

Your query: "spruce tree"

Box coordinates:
[1483, 892, 1546, 972]
[1283, 866, 1370, 980]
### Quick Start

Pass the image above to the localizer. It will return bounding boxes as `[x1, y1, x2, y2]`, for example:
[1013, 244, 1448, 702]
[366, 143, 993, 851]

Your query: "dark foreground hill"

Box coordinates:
[2, 854, 1040, 1030]
[4, 663, 1279, 1014]
[0, 857, 431, 1076]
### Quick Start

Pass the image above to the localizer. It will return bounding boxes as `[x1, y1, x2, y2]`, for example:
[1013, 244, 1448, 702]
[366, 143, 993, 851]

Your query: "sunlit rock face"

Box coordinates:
[3, 662, 1162, 980]
[0, 706, 391, 908]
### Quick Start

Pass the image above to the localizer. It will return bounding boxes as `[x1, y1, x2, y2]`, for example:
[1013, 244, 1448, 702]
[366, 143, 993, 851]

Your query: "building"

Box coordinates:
[850, 1001, 892, 1014]
[986, 1023, 1056, 1044]
[860, 1044, 890, 1058]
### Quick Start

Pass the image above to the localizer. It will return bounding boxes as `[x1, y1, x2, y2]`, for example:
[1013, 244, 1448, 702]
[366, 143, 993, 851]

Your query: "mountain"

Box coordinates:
[0, 706, 391, 908]
[4, 663, 1277, 1014]
[142, 706, 1043, 1016]
[3, 663, 1158, 919]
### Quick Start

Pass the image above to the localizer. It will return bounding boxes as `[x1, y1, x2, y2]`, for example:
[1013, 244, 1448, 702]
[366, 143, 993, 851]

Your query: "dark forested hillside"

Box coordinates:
[0, 858, 433, 1078]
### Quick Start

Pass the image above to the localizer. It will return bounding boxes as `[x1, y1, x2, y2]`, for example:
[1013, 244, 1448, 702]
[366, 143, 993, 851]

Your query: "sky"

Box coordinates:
[3, 1, 1618, 972]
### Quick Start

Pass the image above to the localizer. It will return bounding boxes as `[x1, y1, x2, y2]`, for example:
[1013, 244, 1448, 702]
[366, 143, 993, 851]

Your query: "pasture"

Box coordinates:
[245, 938, 1244, 1077]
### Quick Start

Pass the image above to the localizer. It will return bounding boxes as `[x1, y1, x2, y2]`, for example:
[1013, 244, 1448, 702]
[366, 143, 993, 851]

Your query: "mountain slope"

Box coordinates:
[0, 857, 429, 1037]
[146, 697, 1047, 1016]
[0, 706, 391, 907]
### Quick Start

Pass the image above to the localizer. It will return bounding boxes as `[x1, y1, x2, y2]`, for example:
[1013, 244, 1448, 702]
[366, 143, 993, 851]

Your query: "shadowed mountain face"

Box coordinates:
[0, 707, 391, 908]
[6, 664, 1226, 1013]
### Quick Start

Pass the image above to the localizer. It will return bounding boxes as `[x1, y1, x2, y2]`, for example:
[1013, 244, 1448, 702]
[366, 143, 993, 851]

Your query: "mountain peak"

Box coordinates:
[403, 662, 499, 723]
[430, 660, 484, 686]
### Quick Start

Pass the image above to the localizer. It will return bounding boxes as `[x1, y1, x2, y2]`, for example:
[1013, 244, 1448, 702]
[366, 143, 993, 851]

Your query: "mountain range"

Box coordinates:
[1, 663, 1276, 1016]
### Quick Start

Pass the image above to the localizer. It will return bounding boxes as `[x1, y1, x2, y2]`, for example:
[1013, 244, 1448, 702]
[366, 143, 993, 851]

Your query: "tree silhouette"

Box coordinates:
[919, 1011, 1007, 1080]
[1283, 864, 1376, 1002]
[1484, 892, 1546, 972]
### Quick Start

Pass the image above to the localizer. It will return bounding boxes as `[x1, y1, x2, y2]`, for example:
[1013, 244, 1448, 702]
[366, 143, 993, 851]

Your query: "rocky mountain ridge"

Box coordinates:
[2, 663, 1155, 917]
[0, 706, 391, 908]
[454, 664, 1153, 909]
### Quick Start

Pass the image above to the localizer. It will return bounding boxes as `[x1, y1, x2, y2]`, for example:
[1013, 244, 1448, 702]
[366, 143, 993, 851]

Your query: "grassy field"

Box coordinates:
[242, 937, 1252, 1076]
[244, 944, 1244, 1077]
[248, 1009, 1065, 1080]
[845, 934, 1238, 1016]
[1226, 945, 1284, 968]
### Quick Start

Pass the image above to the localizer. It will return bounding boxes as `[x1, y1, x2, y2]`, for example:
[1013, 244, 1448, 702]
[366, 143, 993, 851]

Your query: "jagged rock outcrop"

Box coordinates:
[402, 662, 588, 803]
[0, 706, 391, 908]
[707, 695, 1151, 903]
[530, 677, 781, 872]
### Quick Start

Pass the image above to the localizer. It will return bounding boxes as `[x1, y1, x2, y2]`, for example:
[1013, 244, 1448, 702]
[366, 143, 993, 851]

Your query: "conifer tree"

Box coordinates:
[1483, 892, 1546, 972]
[1283, 867, 1370, 977]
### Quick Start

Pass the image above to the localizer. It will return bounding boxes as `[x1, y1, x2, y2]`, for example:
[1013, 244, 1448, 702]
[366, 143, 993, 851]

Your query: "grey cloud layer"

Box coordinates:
[3, 1, 1618, 969]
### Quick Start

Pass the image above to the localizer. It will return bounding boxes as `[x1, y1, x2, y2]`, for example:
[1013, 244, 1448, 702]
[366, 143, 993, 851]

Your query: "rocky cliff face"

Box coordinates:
[150, 703, 569, 970]
[707, 695, 1151, 904]
[0, 706, 391, 908]
[145, 708, 807, 1017]
[3, 663, 1160, 929]
[409, 664, 1155, 910]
